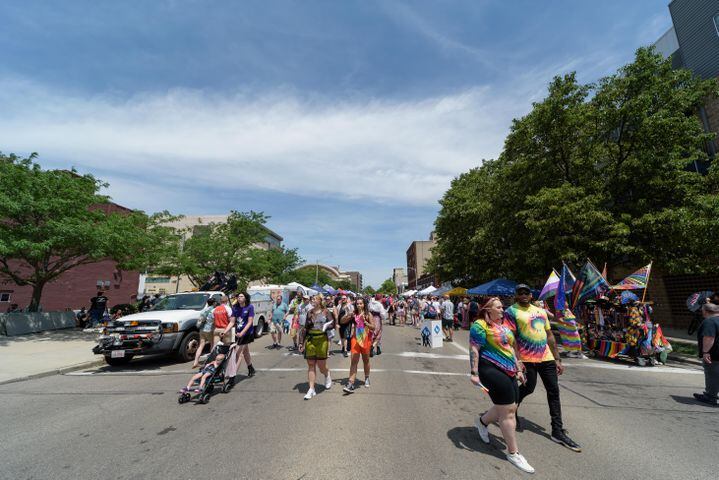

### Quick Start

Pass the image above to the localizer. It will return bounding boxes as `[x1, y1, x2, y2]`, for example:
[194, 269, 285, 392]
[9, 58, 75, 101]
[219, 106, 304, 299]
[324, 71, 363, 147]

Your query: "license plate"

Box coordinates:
[111, 350, 125, 358]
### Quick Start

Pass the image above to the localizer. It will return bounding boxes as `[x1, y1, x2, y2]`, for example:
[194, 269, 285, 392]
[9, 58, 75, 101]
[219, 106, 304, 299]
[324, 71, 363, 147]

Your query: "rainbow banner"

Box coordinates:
[589, 339, 627, 358]
[557, 310, 581, 352]
[612, 263, 652, 291]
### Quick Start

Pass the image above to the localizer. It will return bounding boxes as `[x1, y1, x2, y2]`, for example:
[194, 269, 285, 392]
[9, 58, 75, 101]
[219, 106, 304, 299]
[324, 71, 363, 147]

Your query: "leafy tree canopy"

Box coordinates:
[430, 48, 719, 286]
[377, 278, 397, 295]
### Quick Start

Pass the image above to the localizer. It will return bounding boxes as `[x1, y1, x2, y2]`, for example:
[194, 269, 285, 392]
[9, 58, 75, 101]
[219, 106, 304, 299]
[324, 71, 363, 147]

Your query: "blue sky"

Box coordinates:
[0, 1, 673, 287]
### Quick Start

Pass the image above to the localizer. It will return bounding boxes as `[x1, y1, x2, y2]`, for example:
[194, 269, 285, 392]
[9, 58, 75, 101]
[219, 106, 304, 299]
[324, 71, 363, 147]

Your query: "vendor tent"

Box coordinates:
[417, 285, 437, 296]
[310, 283, 327, 294]
[467, 278, 518, 296]
[445, 287, 467, 296]
[323, 285, 338, 295]
[402, 289, 417, 297]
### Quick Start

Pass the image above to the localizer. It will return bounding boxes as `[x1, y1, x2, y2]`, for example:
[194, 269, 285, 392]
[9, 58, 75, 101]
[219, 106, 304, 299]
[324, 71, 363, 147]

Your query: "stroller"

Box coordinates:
[178, 343, 238, 404]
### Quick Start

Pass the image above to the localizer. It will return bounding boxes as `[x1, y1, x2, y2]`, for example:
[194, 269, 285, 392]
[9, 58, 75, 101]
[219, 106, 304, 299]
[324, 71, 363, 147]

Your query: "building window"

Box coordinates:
[146, 276, 171, 283]
[0, 292, 11, 302]
[715, 13, 719, 37]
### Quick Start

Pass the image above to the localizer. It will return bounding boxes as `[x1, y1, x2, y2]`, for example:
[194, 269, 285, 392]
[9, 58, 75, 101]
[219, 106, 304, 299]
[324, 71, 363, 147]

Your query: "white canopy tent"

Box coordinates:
[417, 285, 437, 296]
[402, 289, 417, 297]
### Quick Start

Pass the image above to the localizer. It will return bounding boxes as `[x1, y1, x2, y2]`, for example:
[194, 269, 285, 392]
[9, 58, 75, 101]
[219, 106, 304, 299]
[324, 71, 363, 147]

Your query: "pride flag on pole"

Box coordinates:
[571, 260, 610, 309]
[611, 263, 652, 291]
[539, 270, 560, 300]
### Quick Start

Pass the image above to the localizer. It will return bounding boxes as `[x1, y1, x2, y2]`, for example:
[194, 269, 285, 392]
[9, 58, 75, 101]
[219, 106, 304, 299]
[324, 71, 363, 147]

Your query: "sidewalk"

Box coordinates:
[0, 329, 101, 384]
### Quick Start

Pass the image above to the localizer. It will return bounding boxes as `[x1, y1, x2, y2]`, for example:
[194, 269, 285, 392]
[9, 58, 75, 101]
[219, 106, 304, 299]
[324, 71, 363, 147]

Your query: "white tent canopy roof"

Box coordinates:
[417, 285, 437, 296]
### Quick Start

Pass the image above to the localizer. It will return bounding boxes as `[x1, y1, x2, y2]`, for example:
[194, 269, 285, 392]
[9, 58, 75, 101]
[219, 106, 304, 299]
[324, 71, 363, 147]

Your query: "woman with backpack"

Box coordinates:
[298, 294, 335, 400]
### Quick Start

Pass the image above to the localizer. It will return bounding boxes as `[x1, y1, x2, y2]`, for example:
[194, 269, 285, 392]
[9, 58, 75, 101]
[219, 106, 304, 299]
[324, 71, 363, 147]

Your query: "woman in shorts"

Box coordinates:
[469, 297, 533, 474]
[232, 292, 256, 378]
[298, 294, 335, 400]
[342, 297, 376, 394]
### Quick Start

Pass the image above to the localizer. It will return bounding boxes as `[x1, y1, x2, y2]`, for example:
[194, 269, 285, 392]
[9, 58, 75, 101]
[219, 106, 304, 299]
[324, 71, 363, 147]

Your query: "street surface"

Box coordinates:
[1, 325, 716, 480]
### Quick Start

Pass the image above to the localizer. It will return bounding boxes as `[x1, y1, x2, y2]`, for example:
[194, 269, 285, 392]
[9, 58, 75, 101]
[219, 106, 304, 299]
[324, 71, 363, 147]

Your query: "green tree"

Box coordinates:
[0, 153, 178, 311]
[167, 211, 302, 290]
[430, 47, 719, 284]
[275, 266, 333, 287]
[361, 285, 376, 296]
[378, 278, 397, 295]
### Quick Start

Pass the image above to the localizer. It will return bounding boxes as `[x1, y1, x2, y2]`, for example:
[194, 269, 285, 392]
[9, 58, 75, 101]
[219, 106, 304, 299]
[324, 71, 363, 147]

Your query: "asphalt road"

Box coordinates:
[1, 324, 716, 480]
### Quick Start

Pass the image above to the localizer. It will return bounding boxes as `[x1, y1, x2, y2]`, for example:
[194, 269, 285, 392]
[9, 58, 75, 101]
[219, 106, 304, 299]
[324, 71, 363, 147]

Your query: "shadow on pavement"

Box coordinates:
[517, 417, 553, 441]
[670, 394, 710, 407]
[446, 426, 507, 461]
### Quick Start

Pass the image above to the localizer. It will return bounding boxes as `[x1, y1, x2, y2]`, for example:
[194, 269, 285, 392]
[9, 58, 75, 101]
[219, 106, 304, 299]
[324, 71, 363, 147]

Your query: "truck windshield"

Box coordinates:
[152, 294, 210, 311]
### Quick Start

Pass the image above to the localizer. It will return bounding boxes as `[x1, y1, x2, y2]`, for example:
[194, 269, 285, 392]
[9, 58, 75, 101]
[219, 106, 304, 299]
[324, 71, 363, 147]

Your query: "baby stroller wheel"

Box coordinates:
[222, 383, 231, 393]
[200, 393, 210, 404]
[178, 396, 185, 404]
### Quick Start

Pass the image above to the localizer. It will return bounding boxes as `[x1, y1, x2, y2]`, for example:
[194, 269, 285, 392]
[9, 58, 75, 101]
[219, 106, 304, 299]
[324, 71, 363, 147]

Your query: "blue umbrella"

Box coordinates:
[310, 283, 327, 294]
[621, 291, 639, 305]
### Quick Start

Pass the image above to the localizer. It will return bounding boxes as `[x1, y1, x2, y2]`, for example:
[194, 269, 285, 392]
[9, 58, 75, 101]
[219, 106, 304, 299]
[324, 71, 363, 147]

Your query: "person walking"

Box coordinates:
[212, 295, 234, 349]
[505, 284, 581, 452]
[336, 295, 354, 357]
[369, 294, 387, 356]
[441, 294, 454, 342]
[343, 297, 376, 394]
[694, 302, 719, 406]
[192, 297, 216, 368]
[270, 294, 288, 349]
[299, 295, 335, 400]
[470, 297, 533, 474]
[232, 292, 256, 378]
[396, 299, 407, 326]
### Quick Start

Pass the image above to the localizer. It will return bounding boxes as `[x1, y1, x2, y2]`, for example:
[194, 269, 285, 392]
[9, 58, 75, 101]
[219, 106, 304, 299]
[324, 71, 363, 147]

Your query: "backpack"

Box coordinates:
[425, 304, 438, 319]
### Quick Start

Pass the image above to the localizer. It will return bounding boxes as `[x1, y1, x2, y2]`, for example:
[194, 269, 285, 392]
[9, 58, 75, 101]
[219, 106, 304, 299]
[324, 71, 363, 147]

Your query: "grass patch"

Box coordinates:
[672, 342, 698, 356]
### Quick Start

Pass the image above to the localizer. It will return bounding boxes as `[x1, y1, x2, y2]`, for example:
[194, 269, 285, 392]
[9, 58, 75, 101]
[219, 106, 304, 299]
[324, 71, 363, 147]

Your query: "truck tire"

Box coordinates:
[104, 355, 133, 366]
[254, 317, 265, 338]
[176, 331, 200, 362]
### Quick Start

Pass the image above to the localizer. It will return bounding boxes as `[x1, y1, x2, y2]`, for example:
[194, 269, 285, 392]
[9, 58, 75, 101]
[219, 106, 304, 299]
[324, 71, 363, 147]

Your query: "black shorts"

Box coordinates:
[477, 359, 519, 405]
[236, 333, 255, 345]
[339, 323, 351, 339]
[442, 319, 453, 329]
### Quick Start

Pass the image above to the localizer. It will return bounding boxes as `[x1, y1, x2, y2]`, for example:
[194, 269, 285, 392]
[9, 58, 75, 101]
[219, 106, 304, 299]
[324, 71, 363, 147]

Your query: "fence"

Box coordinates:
[0, 312, 77, 336]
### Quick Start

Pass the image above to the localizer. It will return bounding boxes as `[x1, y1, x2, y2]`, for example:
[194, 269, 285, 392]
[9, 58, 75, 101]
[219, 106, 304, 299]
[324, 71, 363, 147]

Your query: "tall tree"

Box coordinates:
[0, 153, 178, 311]
[378, 278, 397, 295]
[430, 48, 719, 285]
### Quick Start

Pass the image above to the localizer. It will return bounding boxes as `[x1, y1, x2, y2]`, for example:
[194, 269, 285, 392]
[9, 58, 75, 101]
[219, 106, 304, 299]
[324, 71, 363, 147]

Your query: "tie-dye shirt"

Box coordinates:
[470, 319, 517, 376]
[504, 304, 554, 363]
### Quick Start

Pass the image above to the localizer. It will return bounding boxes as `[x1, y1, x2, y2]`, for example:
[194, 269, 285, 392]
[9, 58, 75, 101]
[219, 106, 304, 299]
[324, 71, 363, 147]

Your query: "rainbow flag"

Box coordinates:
[571, 261, 610, 309]
[539, 270, 560, 300]
[612, 263, 652, 291]
[590, 339, 626, 358]
[557, 310, 581, 352]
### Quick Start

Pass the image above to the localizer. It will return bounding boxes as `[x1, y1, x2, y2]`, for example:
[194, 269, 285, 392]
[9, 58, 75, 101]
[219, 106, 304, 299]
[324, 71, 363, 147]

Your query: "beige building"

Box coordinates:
[406, 232, 437, 289]
[142, 215, 283, 295]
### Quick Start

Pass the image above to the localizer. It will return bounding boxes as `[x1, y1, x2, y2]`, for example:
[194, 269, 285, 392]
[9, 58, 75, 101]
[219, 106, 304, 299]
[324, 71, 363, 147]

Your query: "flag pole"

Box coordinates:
[640, 261, 653, 303]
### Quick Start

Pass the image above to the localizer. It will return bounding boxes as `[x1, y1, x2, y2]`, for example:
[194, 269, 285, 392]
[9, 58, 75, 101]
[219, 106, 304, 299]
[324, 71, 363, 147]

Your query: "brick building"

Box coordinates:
[0, 202, 141, 312]
[406, 232, 437, 289]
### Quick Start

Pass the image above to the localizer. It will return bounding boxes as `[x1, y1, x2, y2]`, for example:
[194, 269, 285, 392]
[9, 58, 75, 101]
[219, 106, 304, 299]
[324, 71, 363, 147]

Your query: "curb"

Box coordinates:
[0, 359, 106, 386]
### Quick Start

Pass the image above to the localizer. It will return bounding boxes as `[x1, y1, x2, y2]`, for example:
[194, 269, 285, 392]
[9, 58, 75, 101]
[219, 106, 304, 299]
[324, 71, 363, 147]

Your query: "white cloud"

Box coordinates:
[0, 78, 534, 207]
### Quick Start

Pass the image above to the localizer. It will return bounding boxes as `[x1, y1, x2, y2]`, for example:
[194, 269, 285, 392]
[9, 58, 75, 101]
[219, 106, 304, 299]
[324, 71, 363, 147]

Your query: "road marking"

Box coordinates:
[65, 367, 470, 377]
[448, 340, 470, 355]
[393, 352, 467, 360]
[565, 362, 701, 375]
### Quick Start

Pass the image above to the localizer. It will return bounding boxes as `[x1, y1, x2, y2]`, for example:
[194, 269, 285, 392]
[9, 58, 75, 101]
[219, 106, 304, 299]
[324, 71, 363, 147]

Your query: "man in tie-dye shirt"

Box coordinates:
[504, 284, 582, 453]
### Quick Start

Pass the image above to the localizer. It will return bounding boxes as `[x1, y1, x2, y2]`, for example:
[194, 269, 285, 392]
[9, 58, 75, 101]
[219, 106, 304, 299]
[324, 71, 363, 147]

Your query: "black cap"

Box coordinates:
[515, 284, 531, 293]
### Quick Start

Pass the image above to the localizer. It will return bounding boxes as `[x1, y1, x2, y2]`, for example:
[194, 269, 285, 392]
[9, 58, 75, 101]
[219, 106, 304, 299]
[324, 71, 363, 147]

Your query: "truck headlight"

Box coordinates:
[161, 323, 178, 333]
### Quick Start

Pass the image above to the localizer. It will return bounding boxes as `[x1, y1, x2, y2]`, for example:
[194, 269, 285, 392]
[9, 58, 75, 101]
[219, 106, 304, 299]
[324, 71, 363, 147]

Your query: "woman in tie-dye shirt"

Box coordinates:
[469, 297, 534, 474]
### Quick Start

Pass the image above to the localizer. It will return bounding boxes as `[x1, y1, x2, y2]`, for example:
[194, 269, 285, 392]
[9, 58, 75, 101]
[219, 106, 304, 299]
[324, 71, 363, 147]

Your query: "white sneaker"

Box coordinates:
[506, 452, 535, 474]
[325, 373, 332, 389]
[474, 416, 490, 444]
[303, 389, 316, 400]
[364, 377, 370, 388]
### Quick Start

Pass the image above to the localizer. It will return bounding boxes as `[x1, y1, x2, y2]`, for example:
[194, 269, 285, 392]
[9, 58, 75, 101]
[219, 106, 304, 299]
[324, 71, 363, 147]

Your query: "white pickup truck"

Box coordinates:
[92, 291, 270, 366]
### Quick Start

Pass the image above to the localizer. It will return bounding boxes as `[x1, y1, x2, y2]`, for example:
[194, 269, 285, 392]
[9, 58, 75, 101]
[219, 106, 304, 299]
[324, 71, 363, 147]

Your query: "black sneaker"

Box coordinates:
[342, 351, 348, 358]
[343, 383, 356, 394]
[551, 430, 582, 452]
[369, 347, 375, 357]
[247, 364, 256, 377]
[376, 346, 382, 355]
[693, 392, 718, 406]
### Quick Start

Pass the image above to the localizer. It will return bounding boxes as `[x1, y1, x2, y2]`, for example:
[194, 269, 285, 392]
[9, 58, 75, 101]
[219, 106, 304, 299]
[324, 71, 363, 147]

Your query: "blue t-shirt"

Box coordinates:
[272, 302, 288, 323]
[233, 304, 255, 337]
